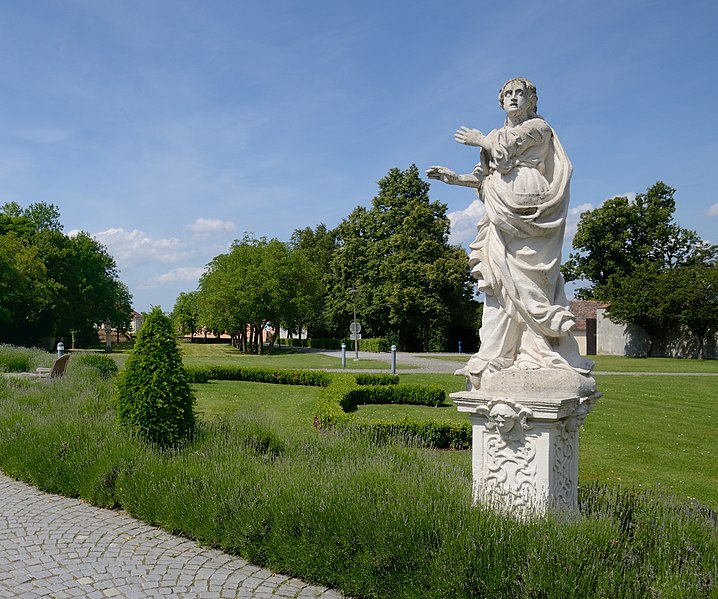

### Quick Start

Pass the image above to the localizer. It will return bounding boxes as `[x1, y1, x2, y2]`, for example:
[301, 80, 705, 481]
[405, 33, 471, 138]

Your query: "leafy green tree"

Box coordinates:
[564, 182, 718, 356]
[602, 265, 676, 357]
[197, 235, 320, 353]
[671, 265, 718, 359]
[563, 182, 717, 297]
[116, 307, 195, 447]
[0, 232, 50, 344]
[289, 223, 335, 338]
[172, 291, 200, 341]
[0, 202, 133, 347]
[107, 280, 133, 338]
[35, 230, 131, 346]
[325, 165, 475, 350]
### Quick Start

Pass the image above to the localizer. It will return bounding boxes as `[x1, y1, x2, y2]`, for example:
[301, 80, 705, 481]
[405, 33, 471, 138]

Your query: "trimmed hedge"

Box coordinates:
[354, 373, 399, 386]
[116, 307, 195, 448]
[315, 376, 471, 450]
[185, 365, 331, 387]
[280, 337, 343, 350]
[346, 384, 445, 408]
[184, 364, 467, 449]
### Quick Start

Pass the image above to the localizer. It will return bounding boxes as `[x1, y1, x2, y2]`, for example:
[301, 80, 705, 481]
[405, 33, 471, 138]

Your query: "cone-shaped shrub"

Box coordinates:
[116, 307, 195, 447]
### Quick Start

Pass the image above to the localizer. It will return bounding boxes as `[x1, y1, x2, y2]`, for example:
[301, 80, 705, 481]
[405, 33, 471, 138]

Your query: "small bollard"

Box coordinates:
[341, 342, 346, 368]
[390, 344, 397, 374]
[458, 341, 462, 353]
[57, 342, 65, 358]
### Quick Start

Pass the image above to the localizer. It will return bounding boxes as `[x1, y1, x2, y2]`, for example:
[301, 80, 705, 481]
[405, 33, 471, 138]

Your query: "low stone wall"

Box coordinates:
[595, 308, 717, 358]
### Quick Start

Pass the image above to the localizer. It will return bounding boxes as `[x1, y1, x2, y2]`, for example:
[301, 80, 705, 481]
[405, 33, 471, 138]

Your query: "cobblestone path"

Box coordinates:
[0, 473, 344, 598]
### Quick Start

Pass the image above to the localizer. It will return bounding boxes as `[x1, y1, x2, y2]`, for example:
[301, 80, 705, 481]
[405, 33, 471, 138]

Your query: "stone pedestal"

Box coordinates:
[451, 369, 600, 515]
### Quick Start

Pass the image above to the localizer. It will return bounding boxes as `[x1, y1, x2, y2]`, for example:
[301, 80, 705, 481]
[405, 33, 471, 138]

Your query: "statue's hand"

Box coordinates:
[426, 166, 458, 185]
[455, 126, 484, 146]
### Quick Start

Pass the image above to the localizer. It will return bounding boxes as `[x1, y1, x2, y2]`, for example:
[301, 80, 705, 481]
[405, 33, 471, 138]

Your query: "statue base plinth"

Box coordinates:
[452, 370, 600, 516]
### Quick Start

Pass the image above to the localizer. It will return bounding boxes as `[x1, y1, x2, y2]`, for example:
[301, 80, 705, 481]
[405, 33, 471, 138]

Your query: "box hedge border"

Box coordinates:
[315, 374, 470, 450]
[185, 365, 469, 449]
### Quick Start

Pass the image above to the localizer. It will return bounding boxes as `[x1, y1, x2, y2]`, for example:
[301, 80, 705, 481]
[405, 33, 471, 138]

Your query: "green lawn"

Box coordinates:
[591, 354, 718, 373]
[194, 368, 718, 508]
[581, 374, 717, 504]
[177, 346, 718, 508]
[178, 340, 412, 369]
[194, 380, 321, 434]
[421, 353, 718, 373]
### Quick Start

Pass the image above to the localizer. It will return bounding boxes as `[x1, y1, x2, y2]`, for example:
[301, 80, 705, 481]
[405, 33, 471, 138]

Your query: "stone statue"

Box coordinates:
[428, 77, 593, 392]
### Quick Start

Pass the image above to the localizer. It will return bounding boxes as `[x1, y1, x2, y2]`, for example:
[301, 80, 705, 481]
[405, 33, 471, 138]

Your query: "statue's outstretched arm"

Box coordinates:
[426, 166, 482, 188]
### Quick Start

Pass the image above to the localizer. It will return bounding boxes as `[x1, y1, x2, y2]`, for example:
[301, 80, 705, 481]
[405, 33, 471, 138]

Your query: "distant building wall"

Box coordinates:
[569, 300, 606, 356]
[573, 330, 587, 355]
[595, 308, 650, 356]
[594, 308, 717, 358]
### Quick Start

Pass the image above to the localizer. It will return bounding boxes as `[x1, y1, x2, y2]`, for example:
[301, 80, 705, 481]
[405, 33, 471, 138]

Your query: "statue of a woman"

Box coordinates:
[427, 78, 592, 390]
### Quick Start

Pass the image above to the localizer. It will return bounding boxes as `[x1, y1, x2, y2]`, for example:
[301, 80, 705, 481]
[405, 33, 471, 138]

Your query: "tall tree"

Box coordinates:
[197, 235, 321, 353]
[672, 265, 718, 360]
[564, 182, 718, 356]
[0, 202, 133, 346]
[172, 291, 200, 341]
[326, 165, 475, 350]
[0, 233, 50, 344]
[563, 182, 717, 297]
[289, 223, 336, 338]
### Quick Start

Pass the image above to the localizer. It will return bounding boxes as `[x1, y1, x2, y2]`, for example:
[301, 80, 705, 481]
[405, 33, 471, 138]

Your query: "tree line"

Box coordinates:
[172, 165, 481, 352]
[175, 174, 716, 357]
[564, 181, 718, 358]
[0, 202, 132, 348]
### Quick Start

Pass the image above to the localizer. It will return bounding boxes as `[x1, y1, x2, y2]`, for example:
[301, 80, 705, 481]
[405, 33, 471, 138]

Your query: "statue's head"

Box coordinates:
[490, 403, 517, 435]
[498, 77, 538, 118]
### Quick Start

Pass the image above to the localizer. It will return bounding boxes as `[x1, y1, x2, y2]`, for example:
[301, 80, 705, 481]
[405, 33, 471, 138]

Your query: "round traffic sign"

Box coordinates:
[349, 322, 362, 334]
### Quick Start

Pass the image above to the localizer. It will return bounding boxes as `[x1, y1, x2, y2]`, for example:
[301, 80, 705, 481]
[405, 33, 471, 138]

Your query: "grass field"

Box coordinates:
[177, 340, 415, 370]
[581, 374, 717, 504]
[421, 353, 718, 373]
[2, 344, 717, 597]
[590, 354, 718, 373]
[193, 362, 718, 509]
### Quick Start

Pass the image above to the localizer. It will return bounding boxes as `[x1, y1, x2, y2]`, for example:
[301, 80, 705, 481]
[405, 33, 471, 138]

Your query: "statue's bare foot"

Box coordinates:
[514, 359, 541, 370]
[455, 365, 481, 391]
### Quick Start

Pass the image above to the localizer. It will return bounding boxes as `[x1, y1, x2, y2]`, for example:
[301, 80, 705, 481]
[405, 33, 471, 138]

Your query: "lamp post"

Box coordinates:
[349, 284, 359, 361]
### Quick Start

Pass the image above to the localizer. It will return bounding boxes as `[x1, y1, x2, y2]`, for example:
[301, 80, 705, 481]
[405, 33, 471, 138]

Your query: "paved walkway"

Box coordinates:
[319, 350, 718, 377]
[0, 473, 344, 599]
[318, 350, 464, 374]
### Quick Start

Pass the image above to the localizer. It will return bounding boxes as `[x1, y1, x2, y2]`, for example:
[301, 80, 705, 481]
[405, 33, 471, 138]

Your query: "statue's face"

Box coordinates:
[501, 81, 530, 120]
[491, 404, 516, 434]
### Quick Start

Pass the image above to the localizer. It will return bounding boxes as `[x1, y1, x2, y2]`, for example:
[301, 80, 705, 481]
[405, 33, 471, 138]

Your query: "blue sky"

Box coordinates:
[0, 0, 716, 312]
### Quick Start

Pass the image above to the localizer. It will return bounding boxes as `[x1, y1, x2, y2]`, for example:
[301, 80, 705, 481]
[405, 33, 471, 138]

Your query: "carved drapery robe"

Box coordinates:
[465, 117, 592, 377]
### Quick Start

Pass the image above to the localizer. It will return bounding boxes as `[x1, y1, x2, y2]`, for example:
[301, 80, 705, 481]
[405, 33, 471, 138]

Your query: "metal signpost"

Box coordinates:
[349, 321, 361, 361]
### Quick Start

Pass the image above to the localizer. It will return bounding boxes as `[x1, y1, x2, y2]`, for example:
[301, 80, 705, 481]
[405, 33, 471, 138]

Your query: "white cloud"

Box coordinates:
[448, 199, 485, 247]
[93, 228, 189, 265]
[155, 266, 207, 285]
[186, 217, 237, 234]
[708, 203, 718, 217]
